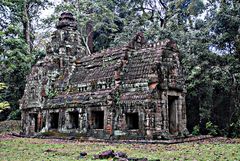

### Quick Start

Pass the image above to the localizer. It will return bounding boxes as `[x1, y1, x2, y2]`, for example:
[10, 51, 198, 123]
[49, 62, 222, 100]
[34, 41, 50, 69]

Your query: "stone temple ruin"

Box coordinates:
[20, 12, 187, 139]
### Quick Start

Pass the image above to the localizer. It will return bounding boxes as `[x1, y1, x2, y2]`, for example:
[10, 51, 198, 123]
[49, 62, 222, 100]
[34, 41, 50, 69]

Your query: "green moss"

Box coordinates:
[46, 90, 58, 98]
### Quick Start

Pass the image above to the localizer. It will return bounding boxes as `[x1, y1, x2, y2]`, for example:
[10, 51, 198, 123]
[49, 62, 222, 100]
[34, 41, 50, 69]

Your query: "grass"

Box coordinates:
[0, 121, 239, 161]
[0, 137, 240, 161]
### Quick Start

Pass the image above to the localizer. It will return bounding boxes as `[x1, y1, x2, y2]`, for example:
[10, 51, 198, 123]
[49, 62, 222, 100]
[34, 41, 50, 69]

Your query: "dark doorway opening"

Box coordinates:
[30, 113, 38, 132]
[50, 113, 59, 129]
[69, 111, 79, 129]
[168, 96, 179, 134]
[126, 113, 139, 129]
[91, 111, 104, 129]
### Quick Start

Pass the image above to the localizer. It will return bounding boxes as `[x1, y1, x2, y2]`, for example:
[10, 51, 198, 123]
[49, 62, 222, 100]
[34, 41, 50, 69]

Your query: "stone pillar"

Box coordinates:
[80, 108, 87, 133]
[21, 110, 25, 134]
[64, 111, 70, 130]
[45, 110, 50, 131]
[154, 100, 161, 130]
[79, 109, 84, 131]
[145, 111, 152, 139]
[180, 94, 187, 131]
[139, 109, 145, 135]
[161, 91, 168, 132]
[37, 112, 43, 132]
[105, 109, 113, 135]
[58, 108, 66, 131]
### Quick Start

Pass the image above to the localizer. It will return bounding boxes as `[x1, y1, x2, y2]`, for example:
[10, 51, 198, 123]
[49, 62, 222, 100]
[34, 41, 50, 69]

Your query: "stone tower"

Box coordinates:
[20, 12, 85, 134]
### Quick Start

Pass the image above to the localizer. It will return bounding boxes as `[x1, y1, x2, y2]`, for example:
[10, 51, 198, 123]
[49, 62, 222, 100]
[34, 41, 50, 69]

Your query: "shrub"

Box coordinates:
[205, 121, 218, 136]
[8, 109, 21, 120]
[192, 125, 200, 136]
[229, 120, 240, 138]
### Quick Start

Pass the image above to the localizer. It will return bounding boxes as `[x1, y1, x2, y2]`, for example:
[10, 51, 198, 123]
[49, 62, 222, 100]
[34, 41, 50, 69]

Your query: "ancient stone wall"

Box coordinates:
[20, 12, 187, 139]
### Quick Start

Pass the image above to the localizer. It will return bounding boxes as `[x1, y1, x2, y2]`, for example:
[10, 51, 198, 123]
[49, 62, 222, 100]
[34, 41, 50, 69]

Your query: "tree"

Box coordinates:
[0, 0, 52, 120]
[42, 0, 119, 52]
[0, 83, 10, 113]
[1, 0, 52, 52]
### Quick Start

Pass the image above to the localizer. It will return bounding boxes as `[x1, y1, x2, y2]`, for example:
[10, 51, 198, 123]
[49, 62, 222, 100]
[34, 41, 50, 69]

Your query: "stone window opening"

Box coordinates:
[66, 47, 72, 54]
[103, 84, 107, 89]
[80, 87, 84, 92]
[42, 116, 46, 129]
[168, 95, 179, 134]
[50, 113, 59, 129]
[91, 111, 104, 129]
[63, 31, 69, 41]
[30, 87, 35, 100]
[69, 111, 79, 129]
[126, 113, 139, 129]
[53, 58, 60, 68]
[91, 81, 97, 91]
[79, 86, 87, 92]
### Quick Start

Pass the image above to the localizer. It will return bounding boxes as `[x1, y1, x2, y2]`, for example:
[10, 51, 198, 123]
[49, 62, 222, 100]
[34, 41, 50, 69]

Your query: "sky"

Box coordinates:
[41, 0, 208, 19]
[40, 0, 62, 19]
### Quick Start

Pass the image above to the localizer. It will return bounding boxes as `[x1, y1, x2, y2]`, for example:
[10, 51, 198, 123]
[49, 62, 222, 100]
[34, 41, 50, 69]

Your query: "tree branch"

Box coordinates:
[158, 0, 168, 10]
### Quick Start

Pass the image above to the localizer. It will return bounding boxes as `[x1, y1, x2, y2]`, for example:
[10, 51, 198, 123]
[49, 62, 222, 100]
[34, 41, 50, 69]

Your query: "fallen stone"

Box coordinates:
[114, 152, 128, 158]
[98, 150, 115, 159]
[44, 149, 57, 153]
[69, 136, 75, 140]
[93, 154, 99, 159]
[137, 158, 148, 161]
[80, 152, 87, 157]
[127, 158, 137, 161]
[112, 157, 129, 161]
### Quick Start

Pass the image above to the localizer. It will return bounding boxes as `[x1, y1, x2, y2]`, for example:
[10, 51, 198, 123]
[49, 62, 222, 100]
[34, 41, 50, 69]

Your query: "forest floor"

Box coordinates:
[0, 121, 240, 161]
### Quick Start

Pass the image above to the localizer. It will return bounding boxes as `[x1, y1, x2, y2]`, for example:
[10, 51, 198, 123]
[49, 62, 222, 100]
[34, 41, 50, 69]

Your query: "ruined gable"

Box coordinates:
[20, 12, 187, 139]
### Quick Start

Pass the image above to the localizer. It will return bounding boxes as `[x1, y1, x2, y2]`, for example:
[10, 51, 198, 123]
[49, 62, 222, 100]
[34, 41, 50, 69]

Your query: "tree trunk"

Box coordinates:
[86, 21, 93, 53]
[22, 0, 32, 53]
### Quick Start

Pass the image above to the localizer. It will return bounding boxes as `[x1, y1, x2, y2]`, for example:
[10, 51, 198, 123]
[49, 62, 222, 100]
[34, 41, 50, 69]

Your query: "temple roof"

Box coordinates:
[20, 12, 184, 109]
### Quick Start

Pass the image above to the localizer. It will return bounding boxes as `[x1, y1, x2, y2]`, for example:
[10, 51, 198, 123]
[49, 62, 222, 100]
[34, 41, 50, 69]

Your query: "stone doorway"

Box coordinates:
[91, 111, 104, 129]
[50, 113, 59, 129]
[30, 113, 38, 132]
[69, 111, 79, 129]
[126, 113, 139, 129]
[168, 96, 179, 134]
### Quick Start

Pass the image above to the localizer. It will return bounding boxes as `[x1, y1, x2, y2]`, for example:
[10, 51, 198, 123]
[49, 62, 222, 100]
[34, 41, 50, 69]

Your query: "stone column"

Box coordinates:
[45, 110, 50, 131]
[37, 112, 43, 132]
[155, 100, 162, 131]
[105, 109, 113, 135]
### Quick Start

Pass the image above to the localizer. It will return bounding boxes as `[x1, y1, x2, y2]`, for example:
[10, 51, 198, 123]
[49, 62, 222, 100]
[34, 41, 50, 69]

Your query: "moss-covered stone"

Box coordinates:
[20, 12, 187, 139]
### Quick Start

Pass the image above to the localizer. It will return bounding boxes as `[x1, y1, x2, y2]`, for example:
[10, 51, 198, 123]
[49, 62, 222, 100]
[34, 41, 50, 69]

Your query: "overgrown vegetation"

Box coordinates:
[0, 137, 240, 161]
[0, 0, 239, 137]
[0, 120, 21, 134]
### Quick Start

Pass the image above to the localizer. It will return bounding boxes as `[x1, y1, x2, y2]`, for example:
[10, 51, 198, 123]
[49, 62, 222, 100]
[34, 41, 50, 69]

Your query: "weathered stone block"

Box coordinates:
[20, 12, 187, 139]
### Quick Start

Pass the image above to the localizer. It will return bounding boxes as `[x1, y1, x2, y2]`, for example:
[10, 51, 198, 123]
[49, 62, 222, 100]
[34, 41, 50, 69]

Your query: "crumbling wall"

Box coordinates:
[20, 12, 187, 139]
